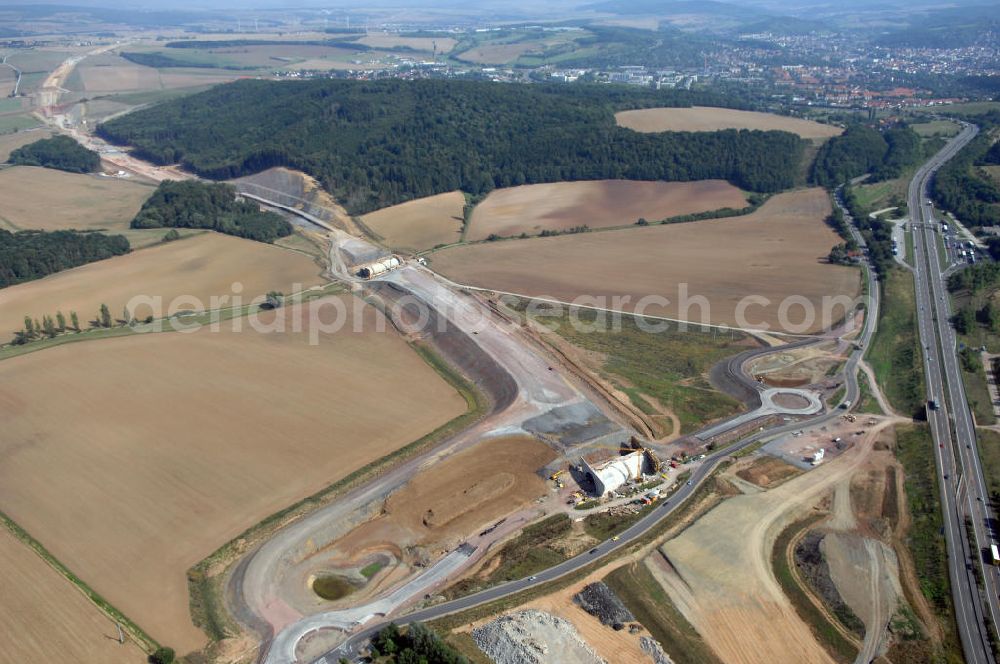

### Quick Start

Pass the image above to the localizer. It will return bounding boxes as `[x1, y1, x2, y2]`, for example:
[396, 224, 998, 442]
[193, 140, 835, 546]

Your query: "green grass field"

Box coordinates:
[520, 302, 749, 435]
[866, 268, 925, 417]
[936, 102, 1000, 116]
[911, 120, 961, 138]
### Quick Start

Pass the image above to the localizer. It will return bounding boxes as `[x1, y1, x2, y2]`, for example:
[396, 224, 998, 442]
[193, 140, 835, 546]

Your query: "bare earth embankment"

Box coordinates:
[464, 180, 748, 241]
[360, 190, 465, 251]
[615, 107, 843, 139]
[0, 232, 323, 336]
[0, 297, 468, 652]
[0, 527, 146, 664]
[432, 189, 859, 333]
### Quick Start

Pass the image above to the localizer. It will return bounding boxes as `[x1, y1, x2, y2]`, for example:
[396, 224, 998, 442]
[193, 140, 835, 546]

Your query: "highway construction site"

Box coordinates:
[172, 174, 879, 664]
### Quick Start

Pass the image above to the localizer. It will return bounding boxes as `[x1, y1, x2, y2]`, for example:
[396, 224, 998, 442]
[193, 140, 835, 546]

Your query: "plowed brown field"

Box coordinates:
[431, 188, 859, 333]
[465, 180, 747, 241]
[0, 297, 468, 653]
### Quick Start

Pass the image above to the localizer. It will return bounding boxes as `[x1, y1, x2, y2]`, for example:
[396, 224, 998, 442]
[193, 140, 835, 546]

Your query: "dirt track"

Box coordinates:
[652, 420, 893, 664]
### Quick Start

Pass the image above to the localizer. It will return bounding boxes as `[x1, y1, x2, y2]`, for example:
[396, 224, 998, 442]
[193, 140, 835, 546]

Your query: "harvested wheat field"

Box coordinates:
[650, 423, 886, 664]
[432, 189, 860, 333]
[0, 128, 53, 161]
[0, 166, 152, 232]
[0, 527, 146, 664]
[361, 190, 465, 251]
[616, 107, 842, 140]
[357, 33, 456, 52]
[465, 179, 748, 241]
[0, 232, 323, 336]
[0, 297, 468, 653]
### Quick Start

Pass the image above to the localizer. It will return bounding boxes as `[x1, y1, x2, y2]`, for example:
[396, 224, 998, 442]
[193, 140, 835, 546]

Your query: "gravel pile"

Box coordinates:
[472, 610, 607, 664]
[573, 582, 635, 629]
[640, 636, 675, 664]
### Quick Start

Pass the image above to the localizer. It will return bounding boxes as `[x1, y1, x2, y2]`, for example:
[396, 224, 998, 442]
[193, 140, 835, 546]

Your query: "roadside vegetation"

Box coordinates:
[865, 269, 926, 417]
[443, 514, 572, 599]
[131, 180, 292, 243]
[369, 622, 469, 663]
[98, 79, 805, 214]
[948, 262, 1000, 423]
[604, 561, 723, 664]
[7, 134, 100, 173]
[931, 111, 1000, 229]
[895, 423, 964, 661]
[771, 517, 859, 663]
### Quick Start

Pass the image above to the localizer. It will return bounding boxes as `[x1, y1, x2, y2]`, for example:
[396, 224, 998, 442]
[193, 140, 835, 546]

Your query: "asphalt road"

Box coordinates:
[908, 122, 999, 664]
[311, 205, 882, 664]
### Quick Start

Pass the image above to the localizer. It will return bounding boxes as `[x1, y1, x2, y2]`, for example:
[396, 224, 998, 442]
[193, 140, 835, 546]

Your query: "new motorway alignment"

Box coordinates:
[310, 192, 882, 664]
[909, 121, 1000, 664]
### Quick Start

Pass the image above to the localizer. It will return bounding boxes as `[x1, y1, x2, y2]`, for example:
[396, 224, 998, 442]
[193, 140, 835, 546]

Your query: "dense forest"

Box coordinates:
[132, 180, 293, 242]
[931, 115, 1000, 228]
[8, 135, 101, 173]
[0, 229, 130, 288]
[98, 79, 805, 214]
[812, 124, 922, 187]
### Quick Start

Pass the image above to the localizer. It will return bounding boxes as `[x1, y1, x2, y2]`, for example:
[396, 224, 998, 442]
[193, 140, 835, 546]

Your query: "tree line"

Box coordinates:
[10, 302, 150, 346]
[931, 113, 1000, 229]
[98, 79, 806, 215]
[0, 229, 130, 288]
[131, 181, 293, 243]
[8, 135, 101, 173]
[812, 124, 923, 187]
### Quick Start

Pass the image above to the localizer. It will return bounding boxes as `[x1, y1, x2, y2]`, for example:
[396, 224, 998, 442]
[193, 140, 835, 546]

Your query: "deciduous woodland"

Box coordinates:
[98, 79, 805, 214]
[0, 229, 130, 288]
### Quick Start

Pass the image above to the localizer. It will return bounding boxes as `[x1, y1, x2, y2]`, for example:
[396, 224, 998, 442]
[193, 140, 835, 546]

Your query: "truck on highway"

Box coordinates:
[992, 543, 1000, 567]
[929, 399, 939, 410]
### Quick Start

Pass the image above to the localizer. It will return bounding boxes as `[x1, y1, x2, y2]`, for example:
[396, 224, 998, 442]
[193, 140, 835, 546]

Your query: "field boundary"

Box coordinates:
[435, 283, 826, 340]
[0, 509, 158, 654]
[187, 334, 491, 646]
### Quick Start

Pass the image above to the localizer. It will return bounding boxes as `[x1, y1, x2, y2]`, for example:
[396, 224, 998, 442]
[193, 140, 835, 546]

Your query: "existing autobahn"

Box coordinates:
[310, 198, 882, 664]
[909, 120, 1000, 664]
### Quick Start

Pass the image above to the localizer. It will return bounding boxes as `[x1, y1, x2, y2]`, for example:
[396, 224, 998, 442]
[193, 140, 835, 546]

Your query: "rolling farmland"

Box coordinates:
[465, 180, 748, 241]
[0, 527, 146, 664]
[431, 189, 859, 333]
[616, 107, 843, 139]
[360, 190, 465, 251]
[0, 232, 323, 336]
[0, 166, 152, 233]
[0, 297, 468, 652]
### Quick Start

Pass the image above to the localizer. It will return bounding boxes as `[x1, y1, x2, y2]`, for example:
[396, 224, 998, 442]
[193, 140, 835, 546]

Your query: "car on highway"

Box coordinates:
[611, 535, 620, 542]
[589, 547, 599, 554]
[528, 575, 537, 581]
